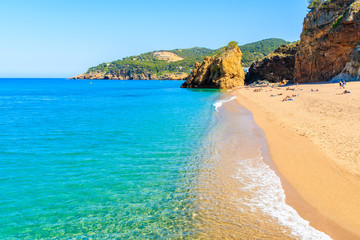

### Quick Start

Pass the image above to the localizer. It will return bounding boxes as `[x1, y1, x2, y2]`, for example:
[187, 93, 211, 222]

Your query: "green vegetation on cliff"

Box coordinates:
[308, 0, 326, 9]
[240, 38, 290, 67]
[307, 0, 349, 11]
[168, 47, 215, 59]
[83, 38, 289, 78]
[87, 47, 214, 77]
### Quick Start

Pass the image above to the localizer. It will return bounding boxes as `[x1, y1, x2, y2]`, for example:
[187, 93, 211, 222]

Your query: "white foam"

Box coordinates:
[213, 96, 236, 112]
[235, 151, 332, 240]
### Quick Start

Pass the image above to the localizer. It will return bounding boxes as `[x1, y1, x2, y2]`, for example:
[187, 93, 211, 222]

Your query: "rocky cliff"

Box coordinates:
[181, 42, 245, 89]
[245, 42, 299, 84]
[295, 0, 360, 83]
[333, 43, 360, 80]
[70, 71, 188, 80]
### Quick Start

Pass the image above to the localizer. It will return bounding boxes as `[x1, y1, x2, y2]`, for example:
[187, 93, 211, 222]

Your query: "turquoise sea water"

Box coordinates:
[0, 79, 221, 239]
[0, 79, 333, 240]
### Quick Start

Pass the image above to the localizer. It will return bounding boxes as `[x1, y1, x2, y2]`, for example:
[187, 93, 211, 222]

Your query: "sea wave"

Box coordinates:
[213, 96, 236, 112]
[235, 150, 332, 240]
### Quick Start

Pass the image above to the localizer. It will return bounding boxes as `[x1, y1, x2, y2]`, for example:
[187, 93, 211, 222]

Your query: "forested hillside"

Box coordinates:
[72, 38, 290, 80]
[86, 47, 214, 77]
[240, 38, 289, 67]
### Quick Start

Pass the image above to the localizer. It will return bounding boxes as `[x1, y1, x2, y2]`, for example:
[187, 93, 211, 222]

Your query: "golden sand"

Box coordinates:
[232, 82, 360, 239]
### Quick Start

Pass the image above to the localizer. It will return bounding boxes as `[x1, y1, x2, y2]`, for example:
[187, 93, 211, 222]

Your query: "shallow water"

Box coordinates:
[0, 79, 221, 239]
[0, 79, 330, 239]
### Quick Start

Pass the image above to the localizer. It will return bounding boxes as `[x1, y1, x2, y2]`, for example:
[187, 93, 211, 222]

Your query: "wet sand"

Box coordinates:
[194, 101, 294, 239]
[232, 82, 360, 239]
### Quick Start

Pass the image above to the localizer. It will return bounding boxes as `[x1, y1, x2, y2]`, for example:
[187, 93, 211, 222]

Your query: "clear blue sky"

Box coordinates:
[0, 0, 309, 78]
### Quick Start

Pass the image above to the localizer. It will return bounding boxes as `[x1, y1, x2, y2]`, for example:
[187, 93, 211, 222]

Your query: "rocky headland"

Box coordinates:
[181, 42, 245, 89]
[71, 70, 188, 80]
[245, 42, 299, 84]
[295, 0, 360, 83]
[70, 39, 288, 82]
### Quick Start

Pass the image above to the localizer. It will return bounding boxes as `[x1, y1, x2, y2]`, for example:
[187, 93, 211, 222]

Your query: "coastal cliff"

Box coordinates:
[295, 0, 360, 83]
[181, 42, 245, 89]
[333, 43, 360, 80]
[245, 42, 299, 84]
[71, 70, 188, 80]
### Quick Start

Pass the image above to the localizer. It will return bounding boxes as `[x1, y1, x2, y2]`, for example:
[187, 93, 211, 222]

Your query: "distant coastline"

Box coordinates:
[69, 39, 289, 80]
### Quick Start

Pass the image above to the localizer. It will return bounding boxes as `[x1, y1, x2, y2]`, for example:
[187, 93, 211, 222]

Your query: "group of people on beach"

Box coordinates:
[251, 79, 351, 101]
[338, 80, 351, 94]
[339, 80, 347, 89]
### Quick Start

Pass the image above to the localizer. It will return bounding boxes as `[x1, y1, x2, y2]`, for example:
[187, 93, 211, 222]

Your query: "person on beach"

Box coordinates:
[343, 80, 346, 88]
[282, 95, 293, 101]
[337, 90, 351, 95]
[339, 81, 343, 89]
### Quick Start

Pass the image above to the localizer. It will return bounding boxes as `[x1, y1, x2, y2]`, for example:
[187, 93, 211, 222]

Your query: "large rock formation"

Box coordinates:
[295, 0, 360, 83]
[333, 43, 360, 81]
[181, 42, 245, 89]
[70, 70, 188, 80]
[245, 42, 299, 84]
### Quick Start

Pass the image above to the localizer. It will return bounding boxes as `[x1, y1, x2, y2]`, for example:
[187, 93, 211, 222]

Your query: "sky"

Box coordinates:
[0, 0, 309, 78]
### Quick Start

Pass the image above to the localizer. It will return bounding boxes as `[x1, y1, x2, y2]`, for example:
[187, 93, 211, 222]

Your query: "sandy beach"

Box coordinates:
[232, 81, 360, 239]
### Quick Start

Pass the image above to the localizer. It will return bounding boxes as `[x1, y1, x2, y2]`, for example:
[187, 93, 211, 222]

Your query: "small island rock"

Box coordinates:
[181, 42, 245, 89]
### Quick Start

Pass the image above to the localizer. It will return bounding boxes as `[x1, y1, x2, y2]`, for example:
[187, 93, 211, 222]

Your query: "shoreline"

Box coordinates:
[195, 98, 325, 239]
[231, 82, 360, 239]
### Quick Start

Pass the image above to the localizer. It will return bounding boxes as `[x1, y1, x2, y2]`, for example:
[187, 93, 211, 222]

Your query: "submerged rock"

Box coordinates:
[181, 42, 245, 89]
[245, 42, 299, 84]
[295, 0, 360, 83]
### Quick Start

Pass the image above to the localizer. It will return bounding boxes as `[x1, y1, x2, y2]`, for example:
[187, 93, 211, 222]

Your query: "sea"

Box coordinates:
[0, 79, 331, 239]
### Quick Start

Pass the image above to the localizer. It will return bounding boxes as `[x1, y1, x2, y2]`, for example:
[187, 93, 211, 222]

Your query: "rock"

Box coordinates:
[245, 42, 299, 84]
[295, 0, 360, 83]
[71, 72, 105, 79]
[160, 72, 189, 80]
[181, 42, 245, 89]
[333, 43, 360, 81]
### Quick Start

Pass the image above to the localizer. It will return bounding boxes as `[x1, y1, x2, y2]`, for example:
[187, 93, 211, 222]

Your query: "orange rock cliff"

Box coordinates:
[181, 42, 245, 89]
[295, 0, 360, 83]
